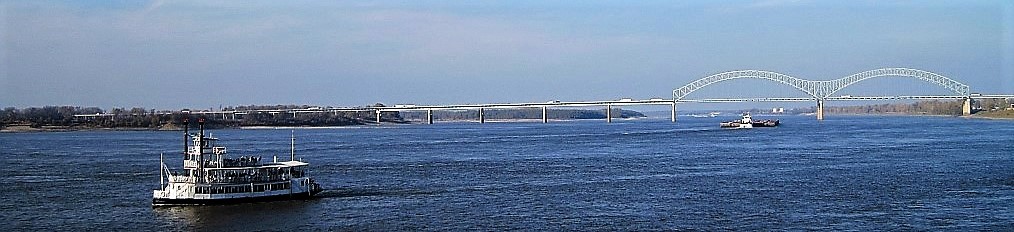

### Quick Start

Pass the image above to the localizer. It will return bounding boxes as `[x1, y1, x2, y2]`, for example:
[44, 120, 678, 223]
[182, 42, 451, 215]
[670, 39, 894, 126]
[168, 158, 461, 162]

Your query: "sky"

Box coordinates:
[2, 0, 1013, 110]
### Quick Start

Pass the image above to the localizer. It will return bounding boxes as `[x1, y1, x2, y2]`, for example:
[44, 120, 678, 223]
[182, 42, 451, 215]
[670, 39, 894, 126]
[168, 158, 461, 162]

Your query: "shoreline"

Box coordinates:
[1, 127, 166, 133]
[825, 112, 1014, 120]
[824, 113, 958, 117]
[967, 115, 1014, 120]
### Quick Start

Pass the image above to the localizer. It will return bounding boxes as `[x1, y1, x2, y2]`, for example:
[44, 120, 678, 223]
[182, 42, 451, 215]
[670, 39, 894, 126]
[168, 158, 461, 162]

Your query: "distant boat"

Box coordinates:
[153, 118, 323, 206]
[691, 112, 721, 118]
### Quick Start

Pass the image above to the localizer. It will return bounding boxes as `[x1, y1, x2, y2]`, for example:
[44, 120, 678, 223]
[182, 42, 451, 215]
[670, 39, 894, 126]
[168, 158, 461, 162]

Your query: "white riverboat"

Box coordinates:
[153, 118, 322, 206]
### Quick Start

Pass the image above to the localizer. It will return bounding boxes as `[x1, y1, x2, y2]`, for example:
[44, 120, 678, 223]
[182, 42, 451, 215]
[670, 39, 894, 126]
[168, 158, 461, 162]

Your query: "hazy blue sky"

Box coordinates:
[2, 0, 1012, 110]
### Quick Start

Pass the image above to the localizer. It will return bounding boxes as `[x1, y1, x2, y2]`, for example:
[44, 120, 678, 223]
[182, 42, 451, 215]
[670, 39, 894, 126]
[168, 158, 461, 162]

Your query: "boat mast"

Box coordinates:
[160, 152, 164, 187]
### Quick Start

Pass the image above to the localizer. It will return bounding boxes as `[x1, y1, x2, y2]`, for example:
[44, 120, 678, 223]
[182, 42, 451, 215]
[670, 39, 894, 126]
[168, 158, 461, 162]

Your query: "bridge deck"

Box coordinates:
[72, 95, 1014, 118]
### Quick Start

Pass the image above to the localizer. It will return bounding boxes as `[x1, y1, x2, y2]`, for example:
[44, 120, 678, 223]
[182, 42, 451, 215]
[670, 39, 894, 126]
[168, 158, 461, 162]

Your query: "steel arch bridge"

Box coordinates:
[128, 67, 1013, 125]
[672, 68, 970, 101]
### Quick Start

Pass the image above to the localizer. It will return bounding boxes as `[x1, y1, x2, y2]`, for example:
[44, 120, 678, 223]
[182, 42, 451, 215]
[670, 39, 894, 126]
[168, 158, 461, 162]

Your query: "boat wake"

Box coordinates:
[316, 188, 441, 198]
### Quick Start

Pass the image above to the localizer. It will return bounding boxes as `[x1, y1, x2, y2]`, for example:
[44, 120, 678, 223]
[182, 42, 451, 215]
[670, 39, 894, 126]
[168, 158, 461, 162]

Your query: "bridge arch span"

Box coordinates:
[825, 68, 969, 98]
[672, 70, 818, 101]
[673, 68, 970, 101]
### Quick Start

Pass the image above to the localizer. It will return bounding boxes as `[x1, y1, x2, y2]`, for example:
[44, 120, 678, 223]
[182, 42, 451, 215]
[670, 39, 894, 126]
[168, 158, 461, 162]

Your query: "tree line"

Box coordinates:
[823, 99, 1010, 116]
[1, 106, 169, 128]
[0, 104, 404, 130]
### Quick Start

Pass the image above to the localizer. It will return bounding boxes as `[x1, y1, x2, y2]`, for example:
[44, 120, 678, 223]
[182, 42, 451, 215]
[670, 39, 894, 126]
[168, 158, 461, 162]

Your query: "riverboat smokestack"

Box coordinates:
[198, 117, 205, 151]
[183, 117, 189, 157]
[198, 118, 205, 174]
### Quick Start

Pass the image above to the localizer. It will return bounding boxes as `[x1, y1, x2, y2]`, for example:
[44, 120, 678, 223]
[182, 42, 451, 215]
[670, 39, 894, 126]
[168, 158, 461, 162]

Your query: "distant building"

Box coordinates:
[771, 107, 785, 114]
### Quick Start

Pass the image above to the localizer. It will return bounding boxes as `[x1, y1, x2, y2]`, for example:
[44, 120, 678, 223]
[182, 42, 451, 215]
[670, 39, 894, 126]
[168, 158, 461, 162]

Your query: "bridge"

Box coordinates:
[75, 68, 1014, 123]
[364, 68, 1012, 124]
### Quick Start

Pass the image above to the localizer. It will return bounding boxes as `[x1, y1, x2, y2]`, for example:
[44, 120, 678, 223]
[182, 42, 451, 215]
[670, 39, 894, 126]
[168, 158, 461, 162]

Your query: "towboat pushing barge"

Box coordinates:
[153, 118, 322, 206]
[720, 113, 779, 128]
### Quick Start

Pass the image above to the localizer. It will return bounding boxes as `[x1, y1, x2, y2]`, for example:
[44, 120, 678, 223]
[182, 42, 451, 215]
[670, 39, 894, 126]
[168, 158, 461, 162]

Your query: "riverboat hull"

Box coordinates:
[153, 188, 323, 206]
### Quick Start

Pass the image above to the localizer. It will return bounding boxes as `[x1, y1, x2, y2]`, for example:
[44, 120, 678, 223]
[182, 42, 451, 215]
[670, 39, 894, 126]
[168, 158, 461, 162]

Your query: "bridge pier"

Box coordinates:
[479, 108, 485, 123]
[606, 105, 612, 123]
[671, 103, 677, 122]
[816, 100, 824, 121]
[375, 110, 382, 125]
[542, 107, 548, 123]
[962, 98, 971, 116]
[427, 109, 434, 124]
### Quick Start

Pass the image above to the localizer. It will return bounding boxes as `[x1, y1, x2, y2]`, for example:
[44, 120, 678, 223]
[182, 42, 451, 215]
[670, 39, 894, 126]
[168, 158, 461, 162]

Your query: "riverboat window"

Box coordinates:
[267, 182, 290, 190]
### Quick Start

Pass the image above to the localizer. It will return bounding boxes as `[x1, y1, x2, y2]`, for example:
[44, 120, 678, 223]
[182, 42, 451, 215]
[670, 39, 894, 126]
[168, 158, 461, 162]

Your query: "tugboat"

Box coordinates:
[720, 113, 779, 128]
[720, 113, 754, 129]
[153, 118, 323, 206]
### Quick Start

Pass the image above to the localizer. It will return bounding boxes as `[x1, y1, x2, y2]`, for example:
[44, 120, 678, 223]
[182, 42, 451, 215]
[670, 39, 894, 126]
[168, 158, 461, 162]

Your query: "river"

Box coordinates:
[1, 115, 1012, 230]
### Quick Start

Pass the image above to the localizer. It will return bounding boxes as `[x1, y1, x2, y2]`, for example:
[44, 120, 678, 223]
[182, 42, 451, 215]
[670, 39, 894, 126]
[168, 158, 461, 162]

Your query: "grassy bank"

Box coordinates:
[972, 110, 1014, 119]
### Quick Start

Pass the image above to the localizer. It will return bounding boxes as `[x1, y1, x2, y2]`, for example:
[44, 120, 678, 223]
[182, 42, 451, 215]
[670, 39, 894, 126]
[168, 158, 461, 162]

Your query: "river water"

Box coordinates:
[1, 115, 1012, 230]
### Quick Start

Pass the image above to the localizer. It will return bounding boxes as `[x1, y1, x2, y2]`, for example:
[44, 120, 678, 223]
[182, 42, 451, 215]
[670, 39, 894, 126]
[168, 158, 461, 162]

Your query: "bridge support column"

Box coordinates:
[542, 107, 548, 123]
[606, 105, 612, 123]
[962, 98, 972, 116]
[671, 103, 677, 123]
[816, 100, 824, 121]
[427, 110, 434, 124]
[479, 108, 485, 123]
[375, 110, 382, 125]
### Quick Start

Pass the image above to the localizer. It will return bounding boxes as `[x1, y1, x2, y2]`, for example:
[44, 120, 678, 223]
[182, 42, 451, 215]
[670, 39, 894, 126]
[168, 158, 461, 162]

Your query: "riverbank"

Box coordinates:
[0, 125, 164, 133]
[969, 110, 1014, 120]
[824, 110, 1014, 120]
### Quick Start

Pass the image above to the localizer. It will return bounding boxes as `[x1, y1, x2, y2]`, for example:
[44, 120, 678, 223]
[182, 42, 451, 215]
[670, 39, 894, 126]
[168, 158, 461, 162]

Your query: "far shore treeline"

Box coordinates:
[823, 99, 1011, 116]
[0, 104, 401, 131]
[0, 104, 644, 131]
